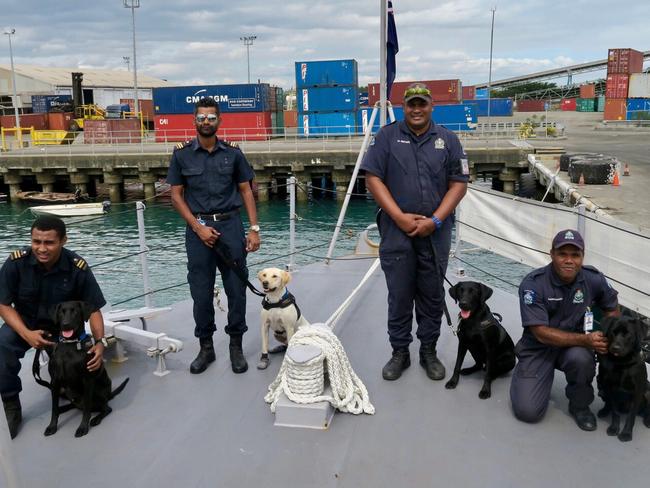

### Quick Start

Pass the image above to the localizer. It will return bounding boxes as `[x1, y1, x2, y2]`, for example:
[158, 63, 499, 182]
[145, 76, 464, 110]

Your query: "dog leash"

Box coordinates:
[213, 240, 266, 297]
[32, 348, 52, 390]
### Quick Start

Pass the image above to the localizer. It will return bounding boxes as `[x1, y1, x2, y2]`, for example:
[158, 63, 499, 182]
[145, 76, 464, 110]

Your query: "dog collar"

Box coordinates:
[262, 290, 302, 320]
[58, 332, 91, 351]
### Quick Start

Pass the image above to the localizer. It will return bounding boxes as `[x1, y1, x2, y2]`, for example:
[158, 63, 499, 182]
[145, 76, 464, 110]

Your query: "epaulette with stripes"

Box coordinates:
[222, 139, 241, 150]
[73, 257, 88, 270]
[9, 249, 29, 261]
[174, 140, 193, 151]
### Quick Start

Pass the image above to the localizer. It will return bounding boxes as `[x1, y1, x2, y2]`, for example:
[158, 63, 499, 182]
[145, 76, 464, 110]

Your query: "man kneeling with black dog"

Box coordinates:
[0, 216, 107, 438]
[510, 229, 619, 431]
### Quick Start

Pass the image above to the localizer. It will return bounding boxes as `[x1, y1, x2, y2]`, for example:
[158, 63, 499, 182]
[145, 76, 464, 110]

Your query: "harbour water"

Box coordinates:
[0, 193, 532, 309]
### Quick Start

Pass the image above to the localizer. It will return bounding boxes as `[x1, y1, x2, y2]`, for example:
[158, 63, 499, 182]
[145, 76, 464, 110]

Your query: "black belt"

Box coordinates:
[195, 209, 239, 221]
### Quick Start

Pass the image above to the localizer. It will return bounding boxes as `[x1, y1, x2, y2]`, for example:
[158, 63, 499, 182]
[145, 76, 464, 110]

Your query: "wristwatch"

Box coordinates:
[95, 337, 109, 347]
[250, 225, 260, 233]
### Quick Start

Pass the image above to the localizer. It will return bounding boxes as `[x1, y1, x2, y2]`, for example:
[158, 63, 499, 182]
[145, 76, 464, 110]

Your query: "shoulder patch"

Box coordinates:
[174, 140, 193, 151]
[523, 289, 536, 305]
[9, 249, 29, 261]
[73, 257, 88, 270]
[222, 139, 240, 150]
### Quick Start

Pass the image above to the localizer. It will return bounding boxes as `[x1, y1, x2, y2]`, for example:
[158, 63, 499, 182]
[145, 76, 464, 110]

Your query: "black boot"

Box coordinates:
[419, 342, 445, 380]
[190, 337, 216, 374]
[3, 395, 22, 439]
[382, 347, 410, 381]
[229, 335, 248, 374]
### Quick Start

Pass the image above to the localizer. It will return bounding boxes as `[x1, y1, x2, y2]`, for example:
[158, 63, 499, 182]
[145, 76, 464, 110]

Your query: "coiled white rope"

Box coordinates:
[264, 324, 375, 415]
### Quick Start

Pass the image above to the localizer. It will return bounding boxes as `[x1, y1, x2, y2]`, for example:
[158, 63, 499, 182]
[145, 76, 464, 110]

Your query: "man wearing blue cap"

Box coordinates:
[510, 229, 620, 431]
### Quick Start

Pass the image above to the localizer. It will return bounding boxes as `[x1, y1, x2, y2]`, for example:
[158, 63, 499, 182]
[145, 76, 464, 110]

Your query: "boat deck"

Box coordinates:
[7, 257, 649, 487]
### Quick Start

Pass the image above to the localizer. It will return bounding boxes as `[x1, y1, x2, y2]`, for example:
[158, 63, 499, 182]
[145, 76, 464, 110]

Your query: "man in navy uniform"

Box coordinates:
[0, 216, 107, 438]
[167, 97, 260, 375]
[361, 83, 469, 381]
[510, 229, 619, 431]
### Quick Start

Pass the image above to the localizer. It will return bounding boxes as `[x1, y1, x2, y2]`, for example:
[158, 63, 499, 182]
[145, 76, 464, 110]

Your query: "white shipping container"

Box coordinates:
[628, 73, 650, 99]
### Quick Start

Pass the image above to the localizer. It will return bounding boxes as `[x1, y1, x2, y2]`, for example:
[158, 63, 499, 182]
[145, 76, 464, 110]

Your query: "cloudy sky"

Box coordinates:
[1, 0, 648, 89]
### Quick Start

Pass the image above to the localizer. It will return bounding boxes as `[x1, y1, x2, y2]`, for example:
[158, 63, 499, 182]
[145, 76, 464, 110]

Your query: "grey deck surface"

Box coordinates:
[7, 257, 649, 488]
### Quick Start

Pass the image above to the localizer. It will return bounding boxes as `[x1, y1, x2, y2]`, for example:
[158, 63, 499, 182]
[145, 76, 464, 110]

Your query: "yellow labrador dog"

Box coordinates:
[257, 267, 309, 370]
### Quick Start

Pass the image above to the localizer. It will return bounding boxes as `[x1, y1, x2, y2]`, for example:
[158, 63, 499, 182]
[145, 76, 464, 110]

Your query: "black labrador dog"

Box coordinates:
[45, 301, 128, 437]
[597, 316, 650, 442]
[446, 281, 516, 399]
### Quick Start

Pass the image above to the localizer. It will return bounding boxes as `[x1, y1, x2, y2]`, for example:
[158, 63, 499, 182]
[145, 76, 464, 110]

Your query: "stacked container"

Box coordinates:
[295, 59, 359, 136]
[604, 48, 645, 120]
[153, 83, 273, 142]
[576, 84, 597, 112]
[367, 79, 461, 106]
[358, 103, 477, 134]
[516, 100, 546, 112]
[269, 86, 285, 135]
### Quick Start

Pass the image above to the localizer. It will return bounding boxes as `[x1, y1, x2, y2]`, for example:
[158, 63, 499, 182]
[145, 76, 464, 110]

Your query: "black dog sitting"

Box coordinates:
[446, 281, 516, 399]
[44, 301, 128, 438]
[597, 316, 650, 442]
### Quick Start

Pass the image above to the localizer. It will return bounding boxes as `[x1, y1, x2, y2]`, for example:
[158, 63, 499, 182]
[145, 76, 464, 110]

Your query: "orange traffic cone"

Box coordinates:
[623, 163, 630, 176]
[579, 173, 585, 186]
[612, 171, 620, 187]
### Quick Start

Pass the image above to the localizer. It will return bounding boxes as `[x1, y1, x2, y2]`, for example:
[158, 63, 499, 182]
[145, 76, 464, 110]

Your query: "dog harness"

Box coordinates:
[261, 290, 302, 320]
[57, 332, 92, 351]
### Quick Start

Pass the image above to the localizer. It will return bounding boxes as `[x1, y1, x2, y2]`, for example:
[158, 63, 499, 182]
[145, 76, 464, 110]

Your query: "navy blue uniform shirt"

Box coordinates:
[166, 138, 255, 214]
[360, 120, 469, 217]
[518, 263, 618, 346]
[0, 248, 106, 331]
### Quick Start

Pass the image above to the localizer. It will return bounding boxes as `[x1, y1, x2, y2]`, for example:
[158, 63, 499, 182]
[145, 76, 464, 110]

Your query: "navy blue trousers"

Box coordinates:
[0, 324, 31, 400]
[185, 216, 249, 339]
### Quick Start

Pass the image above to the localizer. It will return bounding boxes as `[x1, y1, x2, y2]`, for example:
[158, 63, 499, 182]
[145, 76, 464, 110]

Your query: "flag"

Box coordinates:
[386, 0, 399, 99]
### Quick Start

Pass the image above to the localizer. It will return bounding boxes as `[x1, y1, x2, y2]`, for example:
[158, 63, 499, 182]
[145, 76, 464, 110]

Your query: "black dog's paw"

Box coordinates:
[75, 425, 89, 438]
[44, 425, 58, 436]
[460, 364, 482, 376]
[478, 388, 491, 399]
[618, 432, 633, 442]
[597, 407, 610, 419]
[445, 378, 458, 389]
[606, 425, 619, 436]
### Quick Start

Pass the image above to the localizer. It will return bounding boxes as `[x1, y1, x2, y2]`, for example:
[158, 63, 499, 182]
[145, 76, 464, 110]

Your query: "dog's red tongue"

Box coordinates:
[460, 310, 471, 320]
[61, 329, 74, 339]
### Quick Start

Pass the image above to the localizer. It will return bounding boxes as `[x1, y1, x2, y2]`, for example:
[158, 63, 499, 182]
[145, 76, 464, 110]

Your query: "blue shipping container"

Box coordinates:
[626, 99, 650, 120]
[295, 59, 358, 88]
[359, 92, 369, 106]
[475, 88, 489, 99]
[153, 84, 270, 114]
[298, 111, 357, 136]
[31, 95, 72, 113]
[357, 104, 477, 134]
[297, 86, 358, 112]
[462, 98, 513, 117]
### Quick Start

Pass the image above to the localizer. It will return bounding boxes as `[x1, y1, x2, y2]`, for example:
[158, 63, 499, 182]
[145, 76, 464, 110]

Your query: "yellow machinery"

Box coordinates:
[32, 130, 76, 145]
[70, 104, 106, 131]
[0, 127, 34, 151]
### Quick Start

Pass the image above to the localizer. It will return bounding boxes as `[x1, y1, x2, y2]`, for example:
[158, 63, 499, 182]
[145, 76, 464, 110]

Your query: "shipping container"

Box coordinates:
[462, 85, 476, 100]
[595, 96, 606, 112]
[626, 99, 650, 120]
[297, 86, 358, 112]
[516, 100, 546, 112]
[295, 59, 358, 87]
[461, 98, 513, 117]
[271, 111, 285, 135]
[0, 113, 49, 130]
[628, 73, 650, 98]
[579, 84, 596, 99]
[84, 119, 141, 144]
[359, 92, 369, 106]
[120, 99, 155, 121]
[298, 112, 357, 136]
[576, 98, 596, 112]
[357, 104, 477, 134]
[607, 48, 644, 74]
[358, 106, 404, 134]
[368, 79, 462, 106]
[153, 84, 270, 114]
[47, 112, 74, 131]
[603, 99, 627, 120]
[606, 74, 630, 99]
[475, 88, 489, 99]
[31, 95, 72, 113]
[561, 98, 577, 111]
[154, 112, 272, 142]
[283, 110, 298, 128]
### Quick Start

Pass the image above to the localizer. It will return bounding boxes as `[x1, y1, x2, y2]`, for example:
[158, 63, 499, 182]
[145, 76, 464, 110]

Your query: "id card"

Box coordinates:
[583, 309, 594, 333]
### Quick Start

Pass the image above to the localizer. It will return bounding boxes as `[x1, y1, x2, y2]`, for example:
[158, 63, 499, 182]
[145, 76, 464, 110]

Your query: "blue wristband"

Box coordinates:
[431, 215, 443, 230]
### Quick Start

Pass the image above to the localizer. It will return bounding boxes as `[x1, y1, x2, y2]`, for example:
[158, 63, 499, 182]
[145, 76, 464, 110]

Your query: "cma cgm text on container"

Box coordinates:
[153, 84, 271, 114]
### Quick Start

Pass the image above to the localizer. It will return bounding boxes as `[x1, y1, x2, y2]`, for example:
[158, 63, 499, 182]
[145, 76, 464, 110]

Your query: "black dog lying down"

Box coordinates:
[446, 281, 516, 399]
[45, 301, 128, 437]
[597, 316, 650, 442]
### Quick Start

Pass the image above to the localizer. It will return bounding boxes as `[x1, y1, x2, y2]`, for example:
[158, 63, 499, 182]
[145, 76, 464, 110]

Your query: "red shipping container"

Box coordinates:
[368, 79, 462, 106]
[606, 74, 630, 99]
[603, 99, 627, 121]
[579, 84, 596, 99]
[47, 112, 74, 131]
[607, 48, 644, 74]
[120, 99, 155, 121]
[0, 113, 48, 130]
[516, 100, 546, 112]
[84, 119, 141, 144]
[462, 85, 476, 100]
[83, 120, 111, 144]
[561, 98, 577, 111]
[154, 112, 272, 143]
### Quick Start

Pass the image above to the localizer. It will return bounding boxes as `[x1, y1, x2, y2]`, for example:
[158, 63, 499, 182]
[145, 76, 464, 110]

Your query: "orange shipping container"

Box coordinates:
[607, 48, 644, 74]
[579, 84, 596, 99]
[284, 110, 298, 128]
[84, 119, 141, 144]
[0, 113, 49, 130]
[47, 112, 74, 131]
[603, 99, 627, 120]
[606, 74, 630, 99]
[368, 79, 462, 106]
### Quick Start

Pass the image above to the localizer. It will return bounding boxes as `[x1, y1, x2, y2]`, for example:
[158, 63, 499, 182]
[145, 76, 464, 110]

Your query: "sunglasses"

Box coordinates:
[195, 114, 219, 123]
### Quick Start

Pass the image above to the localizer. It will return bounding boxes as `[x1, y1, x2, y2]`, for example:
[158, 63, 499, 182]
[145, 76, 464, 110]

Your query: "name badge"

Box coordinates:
[461, 158, 469, 175]
[583, 309, 594, 333]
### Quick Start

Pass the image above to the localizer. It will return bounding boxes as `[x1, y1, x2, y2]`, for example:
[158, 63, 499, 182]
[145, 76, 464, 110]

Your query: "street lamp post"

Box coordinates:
[240, 35, 257, 84]
[123, 0, 140, 115]
[486, 7, 496, 136]
[123, 55, 131, 72]
[3, 28, 20, 130]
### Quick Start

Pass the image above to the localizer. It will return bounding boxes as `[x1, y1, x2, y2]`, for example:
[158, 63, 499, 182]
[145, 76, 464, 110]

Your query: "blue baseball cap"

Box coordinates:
[552, 229, 584, 251]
